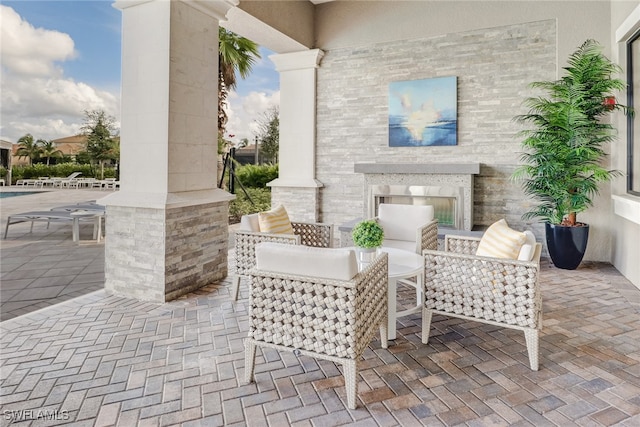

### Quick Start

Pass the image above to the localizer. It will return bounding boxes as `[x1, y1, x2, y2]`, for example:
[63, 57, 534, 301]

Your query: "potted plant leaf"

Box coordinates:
[352, 219, 384, 264]
[512, 39, 632, 270]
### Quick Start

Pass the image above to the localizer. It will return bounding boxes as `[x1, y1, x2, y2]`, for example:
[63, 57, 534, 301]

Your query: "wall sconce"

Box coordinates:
[603, 96, 616, 111]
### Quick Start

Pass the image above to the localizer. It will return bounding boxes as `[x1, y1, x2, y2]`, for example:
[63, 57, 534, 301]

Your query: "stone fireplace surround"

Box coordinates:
[355, 162, 480, 231]
[338, 162, 481, 247]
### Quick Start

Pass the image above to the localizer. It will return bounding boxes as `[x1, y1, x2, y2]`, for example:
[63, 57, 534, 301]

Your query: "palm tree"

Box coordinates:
[40, 140, 63, 165]
[16, 134, 42, 165]
[218, 28, 260, 136]
[513, 39, 632, 226]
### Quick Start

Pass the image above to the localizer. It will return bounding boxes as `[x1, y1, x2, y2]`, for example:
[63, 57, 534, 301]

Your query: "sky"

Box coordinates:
[0, 0, 280, 146]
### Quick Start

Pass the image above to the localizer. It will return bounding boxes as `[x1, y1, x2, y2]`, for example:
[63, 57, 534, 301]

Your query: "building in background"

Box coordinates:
[11, 135, 87, 166]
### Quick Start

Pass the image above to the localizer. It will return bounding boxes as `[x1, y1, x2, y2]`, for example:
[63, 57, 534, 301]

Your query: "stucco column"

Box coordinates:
[268, 49, 324, 222]
[102, 0, 236, 302]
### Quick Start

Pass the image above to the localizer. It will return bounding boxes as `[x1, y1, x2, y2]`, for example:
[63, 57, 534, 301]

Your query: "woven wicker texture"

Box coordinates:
[422, 234, 542, 370]
[420, 219, 439, 252]
[247, 252, 388, 359]
[235, 232, 299, 276]
[291, 222, 334, 248]
[232, 222, 334, 301]
[444, 234, 481, 254]
[245, 252, 388, 409]
[235, 222, 333, 276]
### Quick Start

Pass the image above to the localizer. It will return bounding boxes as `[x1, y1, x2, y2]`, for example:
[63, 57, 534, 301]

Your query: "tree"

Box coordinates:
[40, 140, 63, 165]
[256, 107, 279, 164]
[81, 110, 119, 180]
[513, 40, 632, 226]
[16, 134, 42, 166]
[218, 28, 260, 136]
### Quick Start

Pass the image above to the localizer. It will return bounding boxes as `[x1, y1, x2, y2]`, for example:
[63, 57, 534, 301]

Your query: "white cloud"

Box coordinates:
[224, 90, 280, 146]
[0, 6, 76, 77]
[0, 5, 277, 148]
[0, 5, 120, 142]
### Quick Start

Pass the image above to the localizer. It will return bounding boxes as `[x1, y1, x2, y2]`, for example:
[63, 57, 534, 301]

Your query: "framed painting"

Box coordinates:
[388, 76, 457, 147]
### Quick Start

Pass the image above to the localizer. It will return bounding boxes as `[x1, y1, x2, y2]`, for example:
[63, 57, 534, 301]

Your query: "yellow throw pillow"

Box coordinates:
[258, 205, 294, 235]
[476, 219, 527, 260]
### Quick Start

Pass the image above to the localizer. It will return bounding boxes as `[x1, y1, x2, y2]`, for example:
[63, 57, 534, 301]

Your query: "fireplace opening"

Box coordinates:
[370, 185, 464, 229]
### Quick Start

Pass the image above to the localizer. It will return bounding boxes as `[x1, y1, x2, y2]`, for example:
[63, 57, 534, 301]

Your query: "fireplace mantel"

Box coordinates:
[354, 163, 480, 175]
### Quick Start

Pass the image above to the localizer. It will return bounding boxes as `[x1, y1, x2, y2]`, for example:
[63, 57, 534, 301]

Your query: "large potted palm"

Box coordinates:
[513, 39, 632, 270]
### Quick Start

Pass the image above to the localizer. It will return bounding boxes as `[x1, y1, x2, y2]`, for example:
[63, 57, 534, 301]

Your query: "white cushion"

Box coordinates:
[476, 219, 527, 260]
[378, 204, 434, 242]
[255, 242, 358, 281]
[240, 213, 261, 232]
[517, 230, 537, 261]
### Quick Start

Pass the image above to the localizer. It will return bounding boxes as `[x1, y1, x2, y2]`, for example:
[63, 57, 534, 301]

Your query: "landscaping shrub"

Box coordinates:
[234, 163, 278, 188]
[11, 163, 116, 183]
[229, 187, 271, 223]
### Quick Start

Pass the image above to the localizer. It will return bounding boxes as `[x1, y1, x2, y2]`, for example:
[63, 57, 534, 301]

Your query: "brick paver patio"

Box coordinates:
[1, 189, 640, 425]
[2, 259, 640, 426]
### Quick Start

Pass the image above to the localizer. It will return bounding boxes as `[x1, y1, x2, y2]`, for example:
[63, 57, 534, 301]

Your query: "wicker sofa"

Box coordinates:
[244, 242, 389, 409]
[231, 213, 333, 300]
[422, 234, 543, 370]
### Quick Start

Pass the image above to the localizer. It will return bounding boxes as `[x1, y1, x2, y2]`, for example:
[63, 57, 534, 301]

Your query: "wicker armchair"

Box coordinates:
[422, 235, 543, 370]
[232, 216, 333, 300]
[244, 243, 389, 409]
[377, 203, 438, 254]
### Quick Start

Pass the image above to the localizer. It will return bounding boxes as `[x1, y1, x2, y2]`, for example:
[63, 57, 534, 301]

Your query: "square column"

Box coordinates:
[269, 49, 324, 221]
[103, 0, 236, 303]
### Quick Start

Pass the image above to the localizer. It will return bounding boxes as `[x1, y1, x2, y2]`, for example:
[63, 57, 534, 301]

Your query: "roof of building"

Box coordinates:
[52, 135, 87, 145]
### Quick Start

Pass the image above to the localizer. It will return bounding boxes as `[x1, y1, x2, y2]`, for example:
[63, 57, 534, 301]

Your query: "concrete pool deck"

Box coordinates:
[0, 188, 107, 321]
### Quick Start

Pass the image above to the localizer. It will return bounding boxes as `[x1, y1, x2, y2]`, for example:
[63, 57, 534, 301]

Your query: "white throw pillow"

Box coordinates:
[239, 213, 260, 232]
[476, 219, 527, 260]
[517, 230, 537, 261]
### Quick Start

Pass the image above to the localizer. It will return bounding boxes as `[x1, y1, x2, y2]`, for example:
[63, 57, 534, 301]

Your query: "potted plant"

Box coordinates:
[512, 39, 632, 270]
[352, 219, 384, 263]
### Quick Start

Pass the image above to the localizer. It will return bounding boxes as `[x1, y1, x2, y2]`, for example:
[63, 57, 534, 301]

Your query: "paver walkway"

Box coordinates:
[1, 189, 640, 425]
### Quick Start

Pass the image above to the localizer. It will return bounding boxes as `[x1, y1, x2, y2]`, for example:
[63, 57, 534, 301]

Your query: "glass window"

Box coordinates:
[628, 30, 640, 195]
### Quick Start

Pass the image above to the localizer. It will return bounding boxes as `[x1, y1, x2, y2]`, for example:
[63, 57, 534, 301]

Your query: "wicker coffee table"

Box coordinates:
[354, 246, 423, 340]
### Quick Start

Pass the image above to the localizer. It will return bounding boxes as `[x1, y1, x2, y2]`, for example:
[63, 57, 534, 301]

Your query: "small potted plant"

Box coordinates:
[352, 219, 384, 263]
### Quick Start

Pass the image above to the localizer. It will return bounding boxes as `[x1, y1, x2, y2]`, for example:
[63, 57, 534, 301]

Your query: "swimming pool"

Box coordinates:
[0, 191, 45, 199]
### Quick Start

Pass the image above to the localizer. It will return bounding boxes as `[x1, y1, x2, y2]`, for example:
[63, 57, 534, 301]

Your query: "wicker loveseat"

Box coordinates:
[244, 242, 389, 409]
[231, 212, 333, 300]
[422, 234, 543, 370]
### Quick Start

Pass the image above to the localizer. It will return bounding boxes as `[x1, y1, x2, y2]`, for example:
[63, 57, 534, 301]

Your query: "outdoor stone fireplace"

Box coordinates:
[355, 163, 480, 231]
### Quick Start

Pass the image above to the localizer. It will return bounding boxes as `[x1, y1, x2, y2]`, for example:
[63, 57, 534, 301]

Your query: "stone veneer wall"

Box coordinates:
[313, 20, 556, 242]
[105, 201, 229, 302]
[271, 187, 321, 223]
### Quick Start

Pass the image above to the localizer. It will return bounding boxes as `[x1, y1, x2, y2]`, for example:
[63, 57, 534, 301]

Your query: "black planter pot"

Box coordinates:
[545, 223, 589, 270]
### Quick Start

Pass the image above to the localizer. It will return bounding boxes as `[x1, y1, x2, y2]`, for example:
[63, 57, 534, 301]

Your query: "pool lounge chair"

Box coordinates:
[50, 203, 105, 212]
[4, 210, 104, 242]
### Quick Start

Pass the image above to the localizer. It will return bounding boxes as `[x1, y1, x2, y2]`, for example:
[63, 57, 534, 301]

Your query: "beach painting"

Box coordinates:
[388, 76, 457, 147]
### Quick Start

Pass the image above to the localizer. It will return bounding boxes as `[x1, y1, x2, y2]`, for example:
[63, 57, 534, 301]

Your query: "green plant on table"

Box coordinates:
[352, 220, 384, 249]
